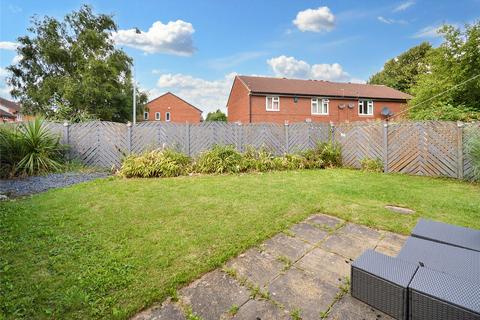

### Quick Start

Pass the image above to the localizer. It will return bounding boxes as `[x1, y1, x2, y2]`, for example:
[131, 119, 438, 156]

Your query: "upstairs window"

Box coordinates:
[144, 112, 149, 120]
[155, 112, 161, 121]
[311, 98, 329, 115]
[165, 112, 171, 122]
[266, 96, 280, 111]
[359, 100, 374, 115]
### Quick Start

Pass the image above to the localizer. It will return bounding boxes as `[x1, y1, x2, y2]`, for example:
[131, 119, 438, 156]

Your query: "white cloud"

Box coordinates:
[0, 67, 8, 78]
[412, 25, 442, 38]
[293, 7, 335, 32]
[377, 16, 408, 25]
[0, 41, 18, 51]
[112, 20, 195, 55]
[151, 72, 237, 114]
[267, 55, 363, 82]
[393, 1, 415, 12]
[11, 55, 22, 64]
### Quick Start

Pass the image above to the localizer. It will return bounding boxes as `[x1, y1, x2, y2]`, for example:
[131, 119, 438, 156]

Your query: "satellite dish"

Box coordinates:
[381, 107, 393, 117]
[347, 104, 354, 109]
[338, 104, 346, 109]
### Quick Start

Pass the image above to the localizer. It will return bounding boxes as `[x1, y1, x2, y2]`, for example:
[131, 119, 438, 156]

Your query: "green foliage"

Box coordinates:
[0, 118, 65, 177]
[360, 157, 384, 173]
[118, 149, 191, 178]
[6, 5, 147, 122]
[240, 146, 279, 172]
[409, 22, 480, 121]
[465, 134, 480, 181]
[369, 42, 432, 94]
[195, 145, 243, 174]
[302, 142, 342, 169]
[205, 109, 227, 121]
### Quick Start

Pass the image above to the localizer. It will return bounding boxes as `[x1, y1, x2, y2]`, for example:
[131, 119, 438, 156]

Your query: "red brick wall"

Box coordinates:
[230, 94, 406, 124]
[226, 77, 251, 123]
[145, 93, 202, 123]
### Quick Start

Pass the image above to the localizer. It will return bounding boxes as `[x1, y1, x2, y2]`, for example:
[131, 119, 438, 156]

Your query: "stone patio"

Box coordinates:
[132, 214, 407, 320]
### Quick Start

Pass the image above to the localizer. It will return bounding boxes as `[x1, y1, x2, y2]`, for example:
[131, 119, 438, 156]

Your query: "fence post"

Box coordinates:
[126, 121, 132, 154]
[284, 121, 289, 154]
[186, 123, 191, 156]
[330, 122, 335, 144]
[383, 121, 389, 173]
[457, 121, 464, 179]
[238, 122, 243, 152]
[63, 120, 70, 160]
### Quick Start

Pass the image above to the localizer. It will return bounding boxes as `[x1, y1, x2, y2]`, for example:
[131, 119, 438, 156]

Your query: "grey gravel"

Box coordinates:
[0, 172, 110, 197]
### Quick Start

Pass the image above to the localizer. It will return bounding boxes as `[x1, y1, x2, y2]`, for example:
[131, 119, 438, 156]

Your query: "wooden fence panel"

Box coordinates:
[189, 122, 241, 156]
[242, 123, 286, 154]
[334, 122, 384, 168]
[388, 121, 458, 177]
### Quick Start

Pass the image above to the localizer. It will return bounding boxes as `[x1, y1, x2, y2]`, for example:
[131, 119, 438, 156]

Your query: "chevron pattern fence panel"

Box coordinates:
[242, 123, 287, 154]
[387, 121, 458, 177]
[189, 122, 241, 155]
[334, 122, 384, 168]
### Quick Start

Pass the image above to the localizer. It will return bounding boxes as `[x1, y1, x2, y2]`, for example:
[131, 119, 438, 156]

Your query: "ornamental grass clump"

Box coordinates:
[240, 146, 279, 172]
[465, 134, 480, 181]
[360, 157, 384, 173]
[194, 145, 243, 174]
[0, 118, 65, 178]
[119, 149, 191, 178]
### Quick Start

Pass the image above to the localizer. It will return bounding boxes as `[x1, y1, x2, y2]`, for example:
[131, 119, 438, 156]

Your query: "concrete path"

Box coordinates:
[132, 214, 407, 320]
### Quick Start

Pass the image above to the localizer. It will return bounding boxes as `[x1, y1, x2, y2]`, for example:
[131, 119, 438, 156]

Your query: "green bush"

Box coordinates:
[277, 154, 306, 170]
[0, 118, 65, 177]
[240, 146, 279, 172]
[119, 149, 191, 178]
[465, 134, 480, 181]
[195, 145, 243, 174]
[301, 142, 342, 169]
[360, 157, 384, 173]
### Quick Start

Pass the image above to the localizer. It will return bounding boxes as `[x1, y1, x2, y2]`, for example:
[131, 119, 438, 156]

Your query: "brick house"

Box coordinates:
[227, 76, 412, 124]
[144, 92, 202, 123]
[0, 97, 24, 123]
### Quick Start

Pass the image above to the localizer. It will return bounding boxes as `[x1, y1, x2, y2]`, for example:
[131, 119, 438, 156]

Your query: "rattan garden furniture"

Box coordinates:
[412, 218, 480, 252]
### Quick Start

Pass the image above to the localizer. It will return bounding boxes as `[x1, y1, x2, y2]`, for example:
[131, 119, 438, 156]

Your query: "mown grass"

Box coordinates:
[1, 169, 479, 319]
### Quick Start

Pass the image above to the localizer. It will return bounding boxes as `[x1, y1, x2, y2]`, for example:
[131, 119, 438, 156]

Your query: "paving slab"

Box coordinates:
[321, 232, 378, 260]
[262, 233, 313, 262]
[131, 301, 185, 320]
[337, 223, 382, 242]
[232, 299, 291, 320]
[375, 231, 408, 256]
[296, 248, 351, 286]
[226, 248, 284, 287]
[326, 295, 394, 320]
[289, 223, 329, 244]
[179, 270, 250, 320]
[268, 267, 339, 320]
[305, 214, 344, 229]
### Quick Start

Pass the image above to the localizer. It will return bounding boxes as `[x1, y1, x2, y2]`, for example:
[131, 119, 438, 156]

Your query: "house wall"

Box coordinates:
[145, 93, 202, 123]
[226, 78, 251, 123]
[229, 94, 406, 124]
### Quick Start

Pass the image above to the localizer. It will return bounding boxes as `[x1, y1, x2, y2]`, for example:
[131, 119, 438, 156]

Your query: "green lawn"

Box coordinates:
[1, 169, 479, 319]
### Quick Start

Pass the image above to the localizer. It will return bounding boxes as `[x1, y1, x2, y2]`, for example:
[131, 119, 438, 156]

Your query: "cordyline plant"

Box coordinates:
[0, 118, 65, 177]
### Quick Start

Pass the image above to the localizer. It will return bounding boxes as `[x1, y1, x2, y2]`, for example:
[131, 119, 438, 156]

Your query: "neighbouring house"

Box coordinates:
[144, 92, 202, 123]
[0, 97, 31, 123]
[226, 75, 412, 124]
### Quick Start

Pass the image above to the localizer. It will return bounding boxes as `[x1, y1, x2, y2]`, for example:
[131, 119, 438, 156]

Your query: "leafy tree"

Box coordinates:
[205, 109, 227, 121]
[409, 22, 480, 121]
[368, 42, 432, 94]
[7, 5, 147, 122]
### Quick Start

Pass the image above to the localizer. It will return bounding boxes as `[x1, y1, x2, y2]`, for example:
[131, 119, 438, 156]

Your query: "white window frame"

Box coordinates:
[266, 96, 280, 112]
[165, 112, 171, 122]
[311, 98, 329, 115]
[358, 100, 374, 116]
[144, 112, 149, 120]
[155, 112, 160, 121]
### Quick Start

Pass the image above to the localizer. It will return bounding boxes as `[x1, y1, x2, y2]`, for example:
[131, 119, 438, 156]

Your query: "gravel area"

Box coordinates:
[0, 172, 110, 198]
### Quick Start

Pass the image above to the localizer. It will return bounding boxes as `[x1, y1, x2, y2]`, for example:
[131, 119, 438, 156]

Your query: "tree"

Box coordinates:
[205, 109, 227, 121]
[7, 5, 147, 122]
[368, 42, 432, 94]
[409, 22, 480, 121]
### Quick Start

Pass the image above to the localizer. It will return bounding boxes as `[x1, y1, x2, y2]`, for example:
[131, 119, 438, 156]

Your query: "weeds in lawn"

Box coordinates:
[277, 255, 293, 271]
[228, 304, 239, 316]
[290, 308, 303, 320]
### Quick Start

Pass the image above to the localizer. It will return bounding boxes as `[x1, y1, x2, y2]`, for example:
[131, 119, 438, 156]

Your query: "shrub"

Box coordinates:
[301, 142, 342, 169]
[277, 154, 306, 170]
[195, 145, 243, 174]
[119, 149, 191, 178]
[240, 146, 279, 172]
[0, 118, 65, 177]
[360, 157, 384, 173]
[465, 134, 480, 181]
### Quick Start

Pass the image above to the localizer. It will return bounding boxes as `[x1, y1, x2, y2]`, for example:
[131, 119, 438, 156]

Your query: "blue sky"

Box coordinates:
[1, 0, 479, 114]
